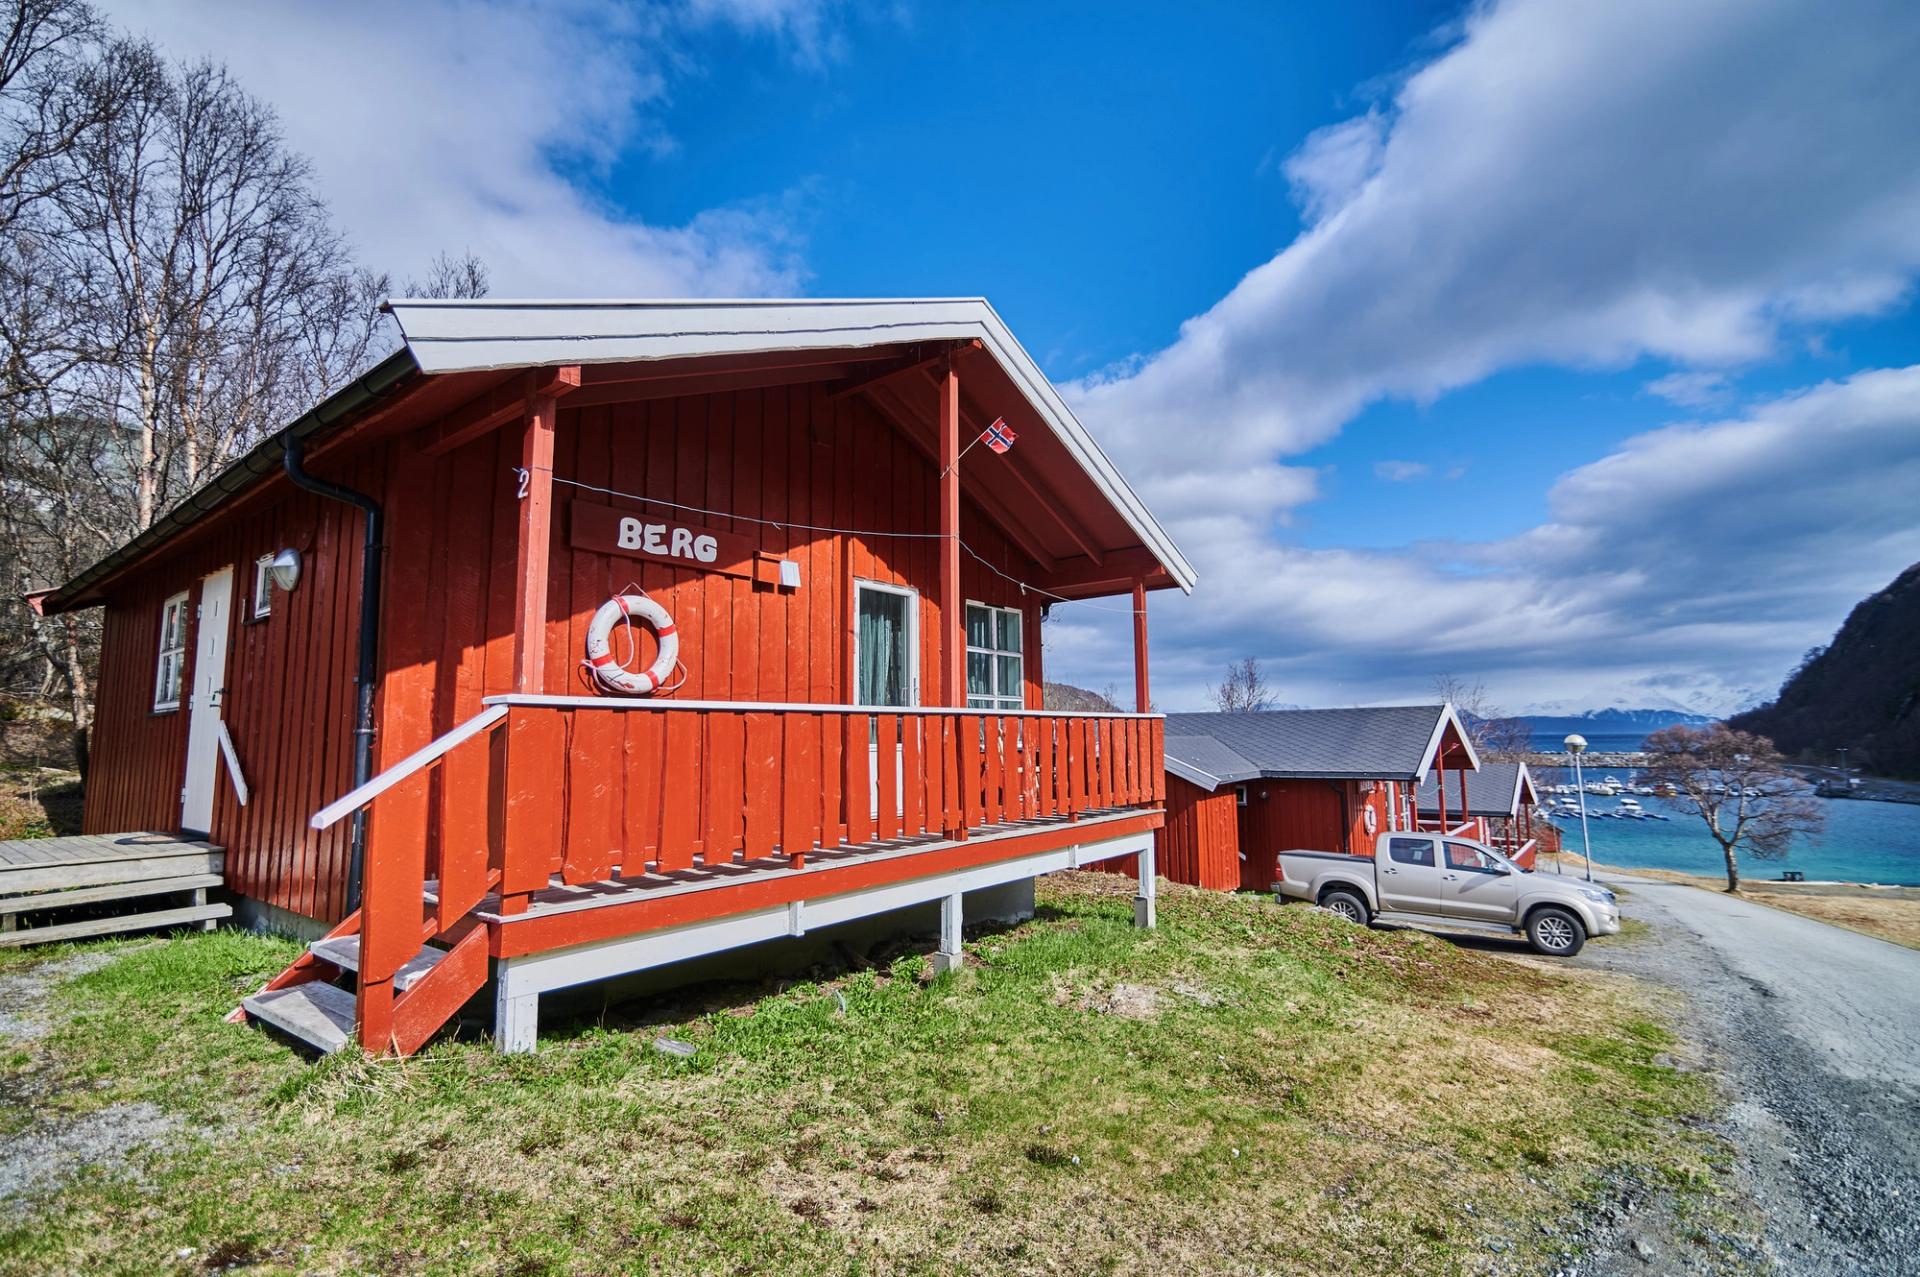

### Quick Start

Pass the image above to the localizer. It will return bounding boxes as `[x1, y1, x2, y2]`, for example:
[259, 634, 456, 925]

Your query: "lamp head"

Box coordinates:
[1564, 733, 1588, 755]
[269, 547, 302, 592]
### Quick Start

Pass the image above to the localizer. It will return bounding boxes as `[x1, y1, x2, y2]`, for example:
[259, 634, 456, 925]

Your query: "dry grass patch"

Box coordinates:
[0, 875, 1753, 1275]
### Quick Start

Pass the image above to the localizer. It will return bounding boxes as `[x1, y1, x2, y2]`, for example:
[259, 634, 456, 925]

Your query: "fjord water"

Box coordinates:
[1539, 767, 1920, 886]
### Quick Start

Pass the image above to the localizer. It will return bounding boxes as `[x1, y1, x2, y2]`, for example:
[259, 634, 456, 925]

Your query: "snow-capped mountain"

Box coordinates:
[1516, 707, 1718, 735]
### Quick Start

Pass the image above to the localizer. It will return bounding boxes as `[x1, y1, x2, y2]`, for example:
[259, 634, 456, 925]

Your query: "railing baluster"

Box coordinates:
[1067, 717, 1086, 818]
[817, 712, 844, 851]
[704, 712, 745, 866]
[658, 712, 701, 872]
[565, 703, 618, 884]
[437, 721, 493, 928]
[625, 711, 664, 872]
[844, 713, 871, 845]
[876, 714, 900, 841]
[901, 713, 924, 837]
[942, 716, 964, 839]
[744, 711, 779, 861]
[960, 714, 982, 831]
[780, 714, 816, 868]
[502, 707, 564, 909]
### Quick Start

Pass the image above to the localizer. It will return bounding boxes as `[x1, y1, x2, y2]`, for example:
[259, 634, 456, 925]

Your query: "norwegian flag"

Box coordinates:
[979, 417, 1017, 454]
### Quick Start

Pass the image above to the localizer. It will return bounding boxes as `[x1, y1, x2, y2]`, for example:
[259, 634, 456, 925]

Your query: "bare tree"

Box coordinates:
[0, 21, 487, 778]
[1211, 657, 1274, 713]
[1431, 672, 1531, 758]
[1641, 724, 1824, 893]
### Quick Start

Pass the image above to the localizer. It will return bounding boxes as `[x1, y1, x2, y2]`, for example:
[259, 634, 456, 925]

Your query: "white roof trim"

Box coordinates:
[385, 297, 1195, 592]
[1412, 702, 1482, 780]
[1165, 756, 1225, 791]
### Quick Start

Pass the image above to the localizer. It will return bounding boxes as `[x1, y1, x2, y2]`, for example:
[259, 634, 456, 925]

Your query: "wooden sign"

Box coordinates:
[569, 501, 759, 576]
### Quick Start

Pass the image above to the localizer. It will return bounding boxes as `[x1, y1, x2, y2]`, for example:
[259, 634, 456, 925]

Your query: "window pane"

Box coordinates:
[967, 696, 993, 710]
[966, 604, 993, 648]
[996, 654, 1021, 699]
[967, 651, 992, 697]
[996, 609, 1022, 652]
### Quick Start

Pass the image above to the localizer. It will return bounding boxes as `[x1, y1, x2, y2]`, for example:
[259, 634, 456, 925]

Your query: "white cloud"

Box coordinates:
[1056, 366, 1920, 715]
[1645, 370, 1732, 408]
[98, 0, 837, 296]
[1053, 0, 1920, 713]
[1373, 459, 1430, 482]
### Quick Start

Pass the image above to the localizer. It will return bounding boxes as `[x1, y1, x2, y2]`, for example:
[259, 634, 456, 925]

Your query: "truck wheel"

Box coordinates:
[1527, 907, 1586, 957]
[1320, 888, 1370, 927]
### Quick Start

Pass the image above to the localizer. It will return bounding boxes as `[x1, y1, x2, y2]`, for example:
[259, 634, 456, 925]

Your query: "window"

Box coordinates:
[1388, 837, 1435, 867]
[154, 591, 189, 711]
[1445, 841, 1505, 874]
[1235, 784, 1250, 807]
[251, 555, 274, 620]
[965, 602, 1024, 711]
[854, 580, 917, 707]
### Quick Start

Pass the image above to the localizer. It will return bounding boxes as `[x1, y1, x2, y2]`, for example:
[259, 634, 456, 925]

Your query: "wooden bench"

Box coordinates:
[0, 832, 228, 947]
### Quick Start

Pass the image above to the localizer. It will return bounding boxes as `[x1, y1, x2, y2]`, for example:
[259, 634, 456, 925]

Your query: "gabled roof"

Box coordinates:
[43, 297, 1193, 612]
[1415, 760, 1538, 818]
[1162, 705, 1480, 791]
[386, 299, 1194, 593]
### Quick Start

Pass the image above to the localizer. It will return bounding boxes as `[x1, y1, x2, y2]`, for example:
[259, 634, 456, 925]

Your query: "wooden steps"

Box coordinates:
[310, 934, 446, 992]
[0, 833, 226, 947]
[243, 982, 357, 1055]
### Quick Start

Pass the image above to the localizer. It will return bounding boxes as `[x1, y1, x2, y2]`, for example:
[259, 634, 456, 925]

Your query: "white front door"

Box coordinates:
[181, 565, 234, 833]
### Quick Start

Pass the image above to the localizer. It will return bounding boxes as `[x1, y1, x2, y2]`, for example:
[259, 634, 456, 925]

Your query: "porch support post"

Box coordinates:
[1456, 768, 1469, 833]
[500, 392, 559, 920]
[1134, 841, 1157, 929]
[512, 392, 559, 693]
[1131, 580, 1150, 712]
[932, 890, 964, 975]
[1437, 759, 1448, 830]
[938, 359, 963, 708]
[494, 959, 539, 1054]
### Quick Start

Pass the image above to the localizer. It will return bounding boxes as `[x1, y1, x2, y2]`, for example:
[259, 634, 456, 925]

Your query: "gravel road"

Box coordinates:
[1575, 872, 1920, 1275]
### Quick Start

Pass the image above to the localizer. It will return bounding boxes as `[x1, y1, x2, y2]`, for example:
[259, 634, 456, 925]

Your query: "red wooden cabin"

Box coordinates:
[1415, 760, 1543, 869]
[1159, 706, 1479, 891]
[36, 298, 1194, 1055]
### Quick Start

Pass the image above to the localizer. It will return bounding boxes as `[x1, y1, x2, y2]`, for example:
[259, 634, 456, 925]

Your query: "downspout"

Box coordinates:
[284, 432, 383, 913]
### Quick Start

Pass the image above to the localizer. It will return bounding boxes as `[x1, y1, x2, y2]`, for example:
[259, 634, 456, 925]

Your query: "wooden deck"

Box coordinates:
[0, 832, 229, 946]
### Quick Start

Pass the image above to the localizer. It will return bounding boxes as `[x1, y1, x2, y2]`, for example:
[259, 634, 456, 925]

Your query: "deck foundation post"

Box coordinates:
[494, 960, 539, 1054]
[1134, 843, 1157, 929]
[932, 890, 964, 975]
[193, 885, 216, 931]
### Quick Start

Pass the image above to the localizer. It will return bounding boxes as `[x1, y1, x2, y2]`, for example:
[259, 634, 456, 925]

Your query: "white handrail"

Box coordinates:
[310, 703, 510, 831]
[480, 693, 1164, 720]
[215, 720, 250, 807]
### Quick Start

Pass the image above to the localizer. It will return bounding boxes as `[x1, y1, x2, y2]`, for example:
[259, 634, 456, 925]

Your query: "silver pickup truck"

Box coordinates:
[1275, 832, 1620, 956]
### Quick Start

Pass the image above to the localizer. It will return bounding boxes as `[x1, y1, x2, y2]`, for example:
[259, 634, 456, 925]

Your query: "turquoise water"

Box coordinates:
[1537, 768, 1920, 885]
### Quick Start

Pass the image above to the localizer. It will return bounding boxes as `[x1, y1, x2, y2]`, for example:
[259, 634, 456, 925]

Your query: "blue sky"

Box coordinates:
[111, 0, 1920, 715]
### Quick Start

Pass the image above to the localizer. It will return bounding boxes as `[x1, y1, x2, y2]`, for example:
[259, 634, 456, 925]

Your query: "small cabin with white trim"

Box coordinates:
[33, 298, 1193, 1055]
[1156, 706, 1480, 891]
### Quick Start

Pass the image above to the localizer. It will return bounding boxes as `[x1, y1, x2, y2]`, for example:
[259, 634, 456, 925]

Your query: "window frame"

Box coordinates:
[964, 600, 1025, 712]
[1235, 784, 1250, 807]
[250, 554, 274, 621]
[1387, 836, 1436, 868]
[153, 590, 190, 713]
[851, 578, 920, 709]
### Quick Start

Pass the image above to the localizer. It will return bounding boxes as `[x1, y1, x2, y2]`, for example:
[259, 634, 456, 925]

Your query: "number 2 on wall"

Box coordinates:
[514, 467, 530, 499]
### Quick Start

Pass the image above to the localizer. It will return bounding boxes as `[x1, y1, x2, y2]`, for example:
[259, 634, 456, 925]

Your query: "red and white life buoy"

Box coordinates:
[584, 593, 678, 695]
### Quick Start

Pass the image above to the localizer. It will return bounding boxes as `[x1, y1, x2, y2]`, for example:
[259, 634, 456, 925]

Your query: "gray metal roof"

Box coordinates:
[386, 298, 1195, 592]
[1162, 735, 1261, 789]
[1415, 760, 1536, 817]
[1161, 705, 1479, 790]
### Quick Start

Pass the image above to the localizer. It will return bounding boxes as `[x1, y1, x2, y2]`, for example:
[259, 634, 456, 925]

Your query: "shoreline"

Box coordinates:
[1537, 849, 1920, 950]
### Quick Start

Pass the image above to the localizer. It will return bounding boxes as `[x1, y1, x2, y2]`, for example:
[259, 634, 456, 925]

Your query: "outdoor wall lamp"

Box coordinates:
[269, 547, 303, 592]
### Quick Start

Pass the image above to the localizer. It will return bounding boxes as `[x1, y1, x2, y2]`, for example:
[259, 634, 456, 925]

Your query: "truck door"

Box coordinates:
[1440, 841, 1521, 923]
[1377, 836, 1445, 914]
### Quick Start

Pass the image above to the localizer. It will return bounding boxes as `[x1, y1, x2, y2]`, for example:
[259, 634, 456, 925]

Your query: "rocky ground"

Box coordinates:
[1573, 875, 1920, 1275]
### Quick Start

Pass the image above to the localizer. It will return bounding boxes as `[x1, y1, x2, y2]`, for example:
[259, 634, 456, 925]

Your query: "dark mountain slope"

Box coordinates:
[1731, 563, 1920, 778]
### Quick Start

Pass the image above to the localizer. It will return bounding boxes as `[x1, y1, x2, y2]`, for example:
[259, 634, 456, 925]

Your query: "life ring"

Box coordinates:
[584, 593, 678, 695]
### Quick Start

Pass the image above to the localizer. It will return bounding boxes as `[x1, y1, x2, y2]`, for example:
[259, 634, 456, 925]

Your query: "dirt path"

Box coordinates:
[1575, 873, 1920, 1275]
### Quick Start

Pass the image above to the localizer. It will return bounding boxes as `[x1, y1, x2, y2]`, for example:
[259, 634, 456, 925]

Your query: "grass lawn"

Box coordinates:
[0, 873, 1747, 1275]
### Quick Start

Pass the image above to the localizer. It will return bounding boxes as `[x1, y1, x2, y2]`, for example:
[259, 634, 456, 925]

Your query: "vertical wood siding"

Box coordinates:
[83, 470, 371, 920]
[1155, 774, 1241, 890]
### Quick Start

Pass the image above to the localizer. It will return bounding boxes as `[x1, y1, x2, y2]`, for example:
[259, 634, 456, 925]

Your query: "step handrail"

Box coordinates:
[310, 704, 510, 831]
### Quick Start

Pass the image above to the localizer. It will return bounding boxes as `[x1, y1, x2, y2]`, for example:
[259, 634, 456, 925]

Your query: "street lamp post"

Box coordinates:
[1566, 733, 1594, 883]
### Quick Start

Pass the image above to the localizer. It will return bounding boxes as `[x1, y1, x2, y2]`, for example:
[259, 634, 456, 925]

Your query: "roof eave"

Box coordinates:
[39, 348, 421, 614]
